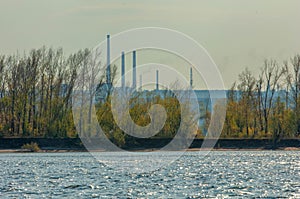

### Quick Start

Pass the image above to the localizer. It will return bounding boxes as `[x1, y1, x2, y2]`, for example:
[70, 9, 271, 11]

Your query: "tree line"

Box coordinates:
[0, 47, 299, 145]
[220, 55, 300, 140]
[0, 47, 89, 138]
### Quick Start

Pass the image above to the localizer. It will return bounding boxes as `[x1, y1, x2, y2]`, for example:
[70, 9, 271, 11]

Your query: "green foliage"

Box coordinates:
[0, 47, 83, 138]
[21, 142, 40, 152]
[0, 47, 300, 142]
[95, 92, 197, 146]
[220, 56, 300, 139]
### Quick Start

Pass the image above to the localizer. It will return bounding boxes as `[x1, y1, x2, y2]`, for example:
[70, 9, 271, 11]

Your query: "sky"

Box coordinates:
[0, 0, 300, 89]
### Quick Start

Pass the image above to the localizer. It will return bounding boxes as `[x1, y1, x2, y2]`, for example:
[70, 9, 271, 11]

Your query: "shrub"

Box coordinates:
[21, 142, 40, 152]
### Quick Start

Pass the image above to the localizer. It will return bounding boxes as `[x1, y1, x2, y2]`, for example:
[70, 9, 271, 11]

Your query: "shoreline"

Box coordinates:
[0, 138, 299, 153]
[0, 147, 299, 153]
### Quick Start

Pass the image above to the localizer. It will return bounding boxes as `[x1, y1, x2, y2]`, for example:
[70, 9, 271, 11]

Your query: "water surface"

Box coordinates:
[0, 151, 299, 198]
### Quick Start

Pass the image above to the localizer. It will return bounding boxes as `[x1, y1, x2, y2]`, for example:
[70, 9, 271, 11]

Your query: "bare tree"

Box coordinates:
[259, 60, 285, 134]
[285, 54, 300, 135]
[237, 68, 256, 136]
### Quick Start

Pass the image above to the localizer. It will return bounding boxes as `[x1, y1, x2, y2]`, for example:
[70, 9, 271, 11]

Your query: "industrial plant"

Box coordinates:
[94, 34, 228, 132]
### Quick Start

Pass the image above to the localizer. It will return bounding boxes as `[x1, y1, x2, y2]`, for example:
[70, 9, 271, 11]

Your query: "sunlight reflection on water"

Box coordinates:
[0, 151, 299, 198]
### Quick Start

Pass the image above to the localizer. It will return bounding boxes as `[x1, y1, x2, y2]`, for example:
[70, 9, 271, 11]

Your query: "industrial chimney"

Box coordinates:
[121, 51, 125, 89]
[156, 70, 159, 91]
[106, 34, 111, 86]
[132, 50, 137, 89]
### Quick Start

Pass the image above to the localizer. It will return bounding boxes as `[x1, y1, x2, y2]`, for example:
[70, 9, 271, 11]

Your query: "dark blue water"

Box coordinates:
[0, 151, 299, 198]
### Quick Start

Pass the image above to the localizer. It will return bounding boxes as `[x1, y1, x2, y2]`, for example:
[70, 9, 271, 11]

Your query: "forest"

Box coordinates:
[0, 47, 299, 146]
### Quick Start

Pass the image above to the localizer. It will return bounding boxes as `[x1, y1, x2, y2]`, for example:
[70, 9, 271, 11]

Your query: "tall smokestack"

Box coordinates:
[190, 67, 193, 89]
[132, 50, 137, 89]
[156, 70, 159, 91]
[121, 51, 125, 89]
[106, 34, 111, 85]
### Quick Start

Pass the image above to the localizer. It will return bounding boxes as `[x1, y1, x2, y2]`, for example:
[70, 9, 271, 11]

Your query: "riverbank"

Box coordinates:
[1, 147, 300, 153]
[0, 138, 299, 152]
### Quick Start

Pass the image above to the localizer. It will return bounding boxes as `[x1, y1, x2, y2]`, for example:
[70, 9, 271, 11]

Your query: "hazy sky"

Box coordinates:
[0, 0, 300, 88]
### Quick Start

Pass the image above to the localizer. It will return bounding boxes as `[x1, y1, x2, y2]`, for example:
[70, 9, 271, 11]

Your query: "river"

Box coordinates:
[0, 151, 299, 198]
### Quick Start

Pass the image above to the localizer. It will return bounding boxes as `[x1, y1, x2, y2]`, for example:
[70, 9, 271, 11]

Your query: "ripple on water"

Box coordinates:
[0, 151, 299, 198]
